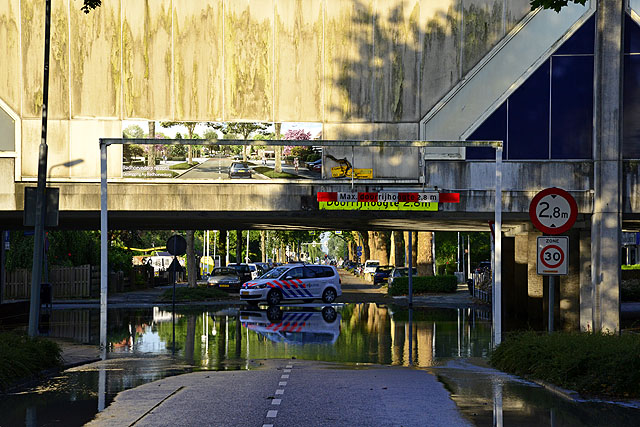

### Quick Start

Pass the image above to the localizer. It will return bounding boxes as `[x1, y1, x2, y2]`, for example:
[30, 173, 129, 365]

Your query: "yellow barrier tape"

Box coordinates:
[319, 201, 438, 211]
[331, 167, 373, 179]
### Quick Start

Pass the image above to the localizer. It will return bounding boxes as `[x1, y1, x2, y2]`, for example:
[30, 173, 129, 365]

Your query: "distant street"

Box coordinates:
[177, 157, 320, 180]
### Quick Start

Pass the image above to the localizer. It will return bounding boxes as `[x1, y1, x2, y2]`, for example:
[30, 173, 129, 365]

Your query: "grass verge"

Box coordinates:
[0, 332, 62, 391]
[490, 331, 640, 398]
[169, 162, 197, 170]
[158, 286, 232, 302]
[252, 166, 298, 179]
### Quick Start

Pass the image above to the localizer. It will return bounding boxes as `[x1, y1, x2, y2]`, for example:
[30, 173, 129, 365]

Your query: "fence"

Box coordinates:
[4, 265, 93, 299]
[472, 269, 492, 303]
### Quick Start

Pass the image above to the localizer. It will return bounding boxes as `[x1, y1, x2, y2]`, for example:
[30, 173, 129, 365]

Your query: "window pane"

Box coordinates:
[551, 56, 593, 159]
[466, 103, 507, 160]
[508, 62, 550, 160]
[624, 55, 640, 158]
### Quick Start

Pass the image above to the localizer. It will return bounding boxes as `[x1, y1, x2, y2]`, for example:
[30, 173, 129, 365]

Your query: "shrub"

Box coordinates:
[0, 333, 62, 391]
[490, 331, 640, 398]
[387, 275, 457, 296]
[621, 280, 640, 301]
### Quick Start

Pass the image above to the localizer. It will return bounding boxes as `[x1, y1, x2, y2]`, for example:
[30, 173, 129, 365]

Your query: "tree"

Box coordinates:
[161, 122, 198, 164]
[530, 0, 586, 13]
[207, 122, 269, 162]
[122, 125, 145, 162]
[80, 0, 102, 13]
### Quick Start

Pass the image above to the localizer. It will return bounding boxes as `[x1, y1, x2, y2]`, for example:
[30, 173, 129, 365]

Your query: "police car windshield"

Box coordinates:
[259, 266, 290, 279]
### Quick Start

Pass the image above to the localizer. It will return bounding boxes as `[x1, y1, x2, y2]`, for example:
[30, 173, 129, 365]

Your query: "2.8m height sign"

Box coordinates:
[529, 187, 577, 235]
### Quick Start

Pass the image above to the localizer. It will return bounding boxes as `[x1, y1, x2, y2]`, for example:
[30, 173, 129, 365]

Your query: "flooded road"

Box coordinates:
[2, 303, 639, 426]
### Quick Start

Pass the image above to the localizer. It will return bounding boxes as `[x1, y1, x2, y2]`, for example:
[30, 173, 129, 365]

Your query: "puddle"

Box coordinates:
[2, 303, 638, 426]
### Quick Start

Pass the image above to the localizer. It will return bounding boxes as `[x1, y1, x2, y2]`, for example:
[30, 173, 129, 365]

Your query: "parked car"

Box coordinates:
[240, 264, 341, 305]
[363, 260, 380, 275]
[253, 262, 272, 275]
[475, 261, 492, 272]
[373, 265, 393, 285]
[207, 267, 243, 291]
[305, 158, 322, 171]
[228, 161, 251, 178]
[387, 267, 417, 288]
[225, 263, 253, 283]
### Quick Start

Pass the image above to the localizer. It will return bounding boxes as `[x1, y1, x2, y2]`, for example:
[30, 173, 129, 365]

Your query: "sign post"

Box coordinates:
[166, 234, 187, 354]
[530, 188, 577, 333]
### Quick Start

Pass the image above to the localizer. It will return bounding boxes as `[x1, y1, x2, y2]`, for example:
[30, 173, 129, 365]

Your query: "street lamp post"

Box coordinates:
[28, 0, 52, 337]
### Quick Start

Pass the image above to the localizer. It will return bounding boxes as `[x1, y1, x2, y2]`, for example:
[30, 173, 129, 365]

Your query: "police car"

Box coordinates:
[240, 263, 341, 305]
[240, 306, 340, 345]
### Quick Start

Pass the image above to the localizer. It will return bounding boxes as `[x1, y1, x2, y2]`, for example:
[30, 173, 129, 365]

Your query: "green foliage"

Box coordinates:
[158, 286, 230, 302]
[169, 162, 195, 170]
[123, 125, 144, 139]
[0, 332, 62, 390]
[387, 275, 457, 296]
[622, 264, 640, 270]
[529, 0, 587, 13]
[168, 144, 187, 158]
[207, 122, 270, 139]
[435, 232, 490, 273]
[327, 235, 347, 259]
[490, 331, 640, 398]
[252, 166, 297, 179]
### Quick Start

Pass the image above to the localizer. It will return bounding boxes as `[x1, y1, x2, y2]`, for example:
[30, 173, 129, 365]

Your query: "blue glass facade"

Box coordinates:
[467, 16, 595, 160]
[623, 14, 640, 158]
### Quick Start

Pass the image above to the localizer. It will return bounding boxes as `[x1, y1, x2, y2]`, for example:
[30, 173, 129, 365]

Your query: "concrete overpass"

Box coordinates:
[1, 1, 637, 336]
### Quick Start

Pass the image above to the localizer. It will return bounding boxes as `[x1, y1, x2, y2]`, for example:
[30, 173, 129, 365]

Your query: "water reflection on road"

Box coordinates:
[3, 303, 639, 426]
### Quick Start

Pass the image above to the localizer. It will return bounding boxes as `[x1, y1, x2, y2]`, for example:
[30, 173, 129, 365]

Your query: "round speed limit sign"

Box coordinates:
[529, 188, 577, 235]
[537, 236, 568, 275]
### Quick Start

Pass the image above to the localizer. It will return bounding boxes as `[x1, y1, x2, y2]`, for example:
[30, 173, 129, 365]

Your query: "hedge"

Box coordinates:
[490, 331, 640, 398]
[387, 275, 457, 296]
[0, 332, 62, 391]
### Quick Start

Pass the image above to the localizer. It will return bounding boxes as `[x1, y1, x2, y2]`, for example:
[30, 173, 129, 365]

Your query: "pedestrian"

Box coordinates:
[294, 157, 299, 173]
[262, 153, 267, 165]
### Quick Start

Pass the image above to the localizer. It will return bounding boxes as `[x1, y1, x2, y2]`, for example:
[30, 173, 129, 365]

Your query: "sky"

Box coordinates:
[122, 121, 323, 139]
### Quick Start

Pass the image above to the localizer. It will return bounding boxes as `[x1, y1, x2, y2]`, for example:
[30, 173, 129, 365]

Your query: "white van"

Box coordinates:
[363, 260, 380, 275]
[240, 264, 341, 305]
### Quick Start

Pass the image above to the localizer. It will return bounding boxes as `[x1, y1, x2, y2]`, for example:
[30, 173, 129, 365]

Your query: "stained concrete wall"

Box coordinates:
[0, 0, 531, 181]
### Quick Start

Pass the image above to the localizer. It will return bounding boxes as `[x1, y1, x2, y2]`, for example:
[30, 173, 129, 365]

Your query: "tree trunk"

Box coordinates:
[359, 232, 370, 261]
[403, 231, 418, 267]
[261, 231, 266, 262]
[147, 121, 156, 173]
[369, 231, 389, 265]
[274, 123, 282, 173]
[186, 123, 196, 165]
[390, 231, 404, 266]
[417, 231, 434, 276]
[236, 230, 242, 263]
[186, 230, 196, 287]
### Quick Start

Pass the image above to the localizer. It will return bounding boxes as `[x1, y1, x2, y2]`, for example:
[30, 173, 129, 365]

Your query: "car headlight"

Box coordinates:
[255, 283, 268, 289]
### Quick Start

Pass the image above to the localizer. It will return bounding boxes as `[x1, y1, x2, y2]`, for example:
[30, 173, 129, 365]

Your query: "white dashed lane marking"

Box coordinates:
[264, 363, 294, 425]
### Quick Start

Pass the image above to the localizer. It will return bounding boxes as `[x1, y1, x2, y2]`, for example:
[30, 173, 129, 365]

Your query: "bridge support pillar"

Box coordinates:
[579, 228, 593, 332]
[527, 231, 544, 330]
